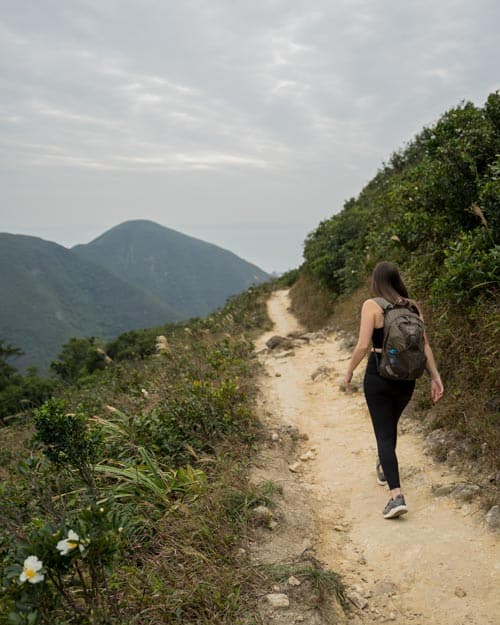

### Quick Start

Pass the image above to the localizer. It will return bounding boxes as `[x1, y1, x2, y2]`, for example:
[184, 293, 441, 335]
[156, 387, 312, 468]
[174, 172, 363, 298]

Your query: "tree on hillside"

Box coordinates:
[0, 340, 23, 391]
[0, 340, 54, 421]
[51, 337, 109, 384]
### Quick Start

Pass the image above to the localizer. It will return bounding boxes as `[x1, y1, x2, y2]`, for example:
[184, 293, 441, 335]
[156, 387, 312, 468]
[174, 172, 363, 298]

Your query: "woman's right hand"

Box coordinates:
[431, 377, 444, 403]
[343, 371, 353, 391]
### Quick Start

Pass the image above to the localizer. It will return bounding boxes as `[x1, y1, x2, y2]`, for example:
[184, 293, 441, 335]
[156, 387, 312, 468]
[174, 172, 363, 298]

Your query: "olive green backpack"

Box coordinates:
[374, 298, 427, 381]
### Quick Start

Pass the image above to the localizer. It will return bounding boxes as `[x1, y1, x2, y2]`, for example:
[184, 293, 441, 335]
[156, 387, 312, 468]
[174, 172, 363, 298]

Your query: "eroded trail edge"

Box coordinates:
[254, 290, 499, 625]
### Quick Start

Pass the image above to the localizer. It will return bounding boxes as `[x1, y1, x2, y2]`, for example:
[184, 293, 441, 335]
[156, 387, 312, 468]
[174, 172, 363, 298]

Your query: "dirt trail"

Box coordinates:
[255, 290, 499, 625]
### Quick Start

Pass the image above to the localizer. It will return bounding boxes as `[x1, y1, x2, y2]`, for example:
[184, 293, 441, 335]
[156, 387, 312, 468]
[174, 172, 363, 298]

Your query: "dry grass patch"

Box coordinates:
[289, 272, 336, 330]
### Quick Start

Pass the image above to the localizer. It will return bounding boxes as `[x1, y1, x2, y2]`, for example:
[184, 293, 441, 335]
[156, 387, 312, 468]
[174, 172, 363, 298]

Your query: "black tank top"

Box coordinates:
[372, 326, 384, 349]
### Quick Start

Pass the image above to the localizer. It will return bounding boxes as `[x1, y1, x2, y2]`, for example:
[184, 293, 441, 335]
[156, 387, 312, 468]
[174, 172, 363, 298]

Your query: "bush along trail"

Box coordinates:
[255, 290, 499, 625]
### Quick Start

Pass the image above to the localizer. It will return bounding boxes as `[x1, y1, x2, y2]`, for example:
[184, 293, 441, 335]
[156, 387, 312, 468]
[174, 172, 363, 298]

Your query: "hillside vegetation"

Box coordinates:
[291, 91, 499, 475]
[0, 282, 283, 624]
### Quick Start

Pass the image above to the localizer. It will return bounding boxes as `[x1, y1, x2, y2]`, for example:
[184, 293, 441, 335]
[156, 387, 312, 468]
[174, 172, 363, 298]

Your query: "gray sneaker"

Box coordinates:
[376, 459, 387, 486]
[383, 494, 408, 519]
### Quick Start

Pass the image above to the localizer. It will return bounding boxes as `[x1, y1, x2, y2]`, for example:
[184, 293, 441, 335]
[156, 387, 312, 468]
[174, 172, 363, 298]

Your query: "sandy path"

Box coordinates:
[256, 290, 500, 625]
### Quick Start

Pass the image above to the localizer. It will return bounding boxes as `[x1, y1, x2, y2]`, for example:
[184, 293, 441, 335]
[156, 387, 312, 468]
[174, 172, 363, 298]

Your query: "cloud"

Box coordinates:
[0, 0, 498, 250]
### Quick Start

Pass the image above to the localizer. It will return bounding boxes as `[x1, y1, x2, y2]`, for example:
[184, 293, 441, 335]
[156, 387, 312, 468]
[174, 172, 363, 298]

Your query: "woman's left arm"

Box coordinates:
[415, 303, 444, 403]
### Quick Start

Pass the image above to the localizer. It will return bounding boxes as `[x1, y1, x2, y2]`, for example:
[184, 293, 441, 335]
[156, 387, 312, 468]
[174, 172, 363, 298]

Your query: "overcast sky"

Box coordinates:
[1, 1, 498, 272]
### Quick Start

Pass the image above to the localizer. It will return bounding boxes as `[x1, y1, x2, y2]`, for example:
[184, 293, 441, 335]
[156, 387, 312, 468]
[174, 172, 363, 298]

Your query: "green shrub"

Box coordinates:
[50, 338, 108, 384]
[33, 399, 102, 496]
[431, 228, 499, 305]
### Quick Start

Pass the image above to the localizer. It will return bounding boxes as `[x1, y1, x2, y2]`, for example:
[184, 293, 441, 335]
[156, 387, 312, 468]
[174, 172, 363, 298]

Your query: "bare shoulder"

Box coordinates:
[360, 299, 382, 319]
[362, 298, 382, 311]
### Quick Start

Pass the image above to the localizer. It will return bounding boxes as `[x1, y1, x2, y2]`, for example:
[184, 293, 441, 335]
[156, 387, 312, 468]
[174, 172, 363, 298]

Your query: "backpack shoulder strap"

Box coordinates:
[373, 297, 391, 311]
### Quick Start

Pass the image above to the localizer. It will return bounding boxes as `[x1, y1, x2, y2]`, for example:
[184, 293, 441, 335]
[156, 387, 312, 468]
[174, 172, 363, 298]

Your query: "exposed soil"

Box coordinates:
[251, 289, 499, 625]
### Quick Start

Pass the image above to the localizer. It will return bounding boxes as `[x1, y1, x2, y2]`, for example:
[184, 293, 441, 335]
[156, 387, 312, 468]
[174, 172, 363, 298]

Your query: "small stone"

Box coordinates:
[431, 483, 457, 497]
[268, 520, 279, 530]
[275, 372, 282, 377]
[425, 428, 453, 461]
[274, 349, 295, 358]
[300, 332, 318, 341]
[266, 335, 287, 349]
[288, 575, 301, 586]
[300, 450, 316, 461]
[346, 590, 368, 610]
[485, 505, 500, 529]
[452, 483, 480, 501]
[454, 587, 467, 598]
[388, 612, 396, 621]
[334, 525, 346, 532]
[446, 449, 459, 465]
[250, 505, 273, 523]
[311, 366, 333, 381]
[265, 593, 290, 609]
[288, 462, 301, 473]
[373, 580, 400, 596]
[272, 584, 281, 592]
[235, 548, 246, 558]
[358, 557, 367, 565]
[271, 432, 280, 441]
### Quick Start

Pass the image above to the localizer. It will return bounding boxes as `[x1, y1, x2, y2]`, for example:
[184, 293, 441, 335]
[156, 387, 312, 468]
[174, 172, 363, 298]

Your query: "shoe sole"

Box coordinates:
[377, 477, 387, 486]
[383, 505, 408, 519]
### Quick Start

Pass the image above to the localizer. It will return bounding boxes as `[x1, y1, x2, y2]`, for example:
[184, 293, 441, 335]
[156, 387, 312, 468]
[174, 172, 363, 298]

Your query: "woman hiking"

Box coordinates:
[343, 261, 444, 519]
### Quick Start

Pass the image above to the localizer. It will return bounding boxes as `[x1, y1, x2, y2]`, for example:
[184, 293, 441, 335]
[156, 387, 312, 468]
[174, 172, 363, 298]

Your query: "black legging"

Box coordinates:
[363, 354, 415, 489]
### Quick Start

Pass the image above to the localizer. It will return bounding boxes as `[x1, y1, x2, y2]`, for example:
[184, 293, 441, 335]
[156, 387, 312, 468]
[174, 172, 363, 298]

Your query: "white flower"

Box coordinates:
[56, 529, 84, 555]
[20, 555, 44, 584]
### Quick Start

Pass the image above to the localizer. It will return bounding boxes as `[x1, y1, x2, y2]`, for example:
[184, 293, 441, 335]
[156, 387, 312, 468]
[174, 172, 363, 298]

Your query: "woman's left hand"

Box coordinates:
[431, 377, 444, 403]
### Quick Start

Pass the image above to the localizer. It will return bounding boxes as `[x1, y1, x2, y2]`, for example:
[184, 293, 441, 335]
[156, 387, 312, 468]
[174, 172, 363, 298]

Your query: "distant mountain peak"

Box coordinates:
[73, 221, 270, 319]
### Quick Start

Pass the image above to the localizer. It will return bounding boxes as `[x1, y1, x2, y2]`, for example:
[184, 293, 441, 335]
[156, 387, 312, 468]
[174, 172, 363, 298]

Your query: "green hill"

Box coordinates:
[0, 234, 179, 372]
[73, 220, 270, 318]
[1, 223, 270, 372]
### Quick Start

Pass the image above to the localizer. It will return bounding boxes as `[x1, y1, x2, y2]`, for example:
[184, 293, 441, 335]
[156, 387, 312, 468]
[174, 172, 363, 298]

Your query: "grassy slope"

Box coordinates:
[0, 282, 269, 623]
[1, 279, 345, 625]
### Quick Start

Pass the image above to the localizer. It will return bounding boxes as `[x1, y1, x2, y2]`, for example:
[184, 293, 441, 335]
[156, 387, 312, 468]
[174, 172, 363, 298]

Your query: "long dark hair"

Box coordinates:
[371, 261, 414, 306]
